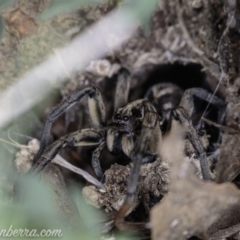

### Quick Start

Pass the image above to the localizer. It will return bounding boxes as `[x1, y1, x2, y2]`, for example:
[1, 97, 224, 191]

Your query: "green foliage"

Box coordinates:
[0, 169, 136, 239]
[0, 17, 3, 40]
[0, 0, 17, 41]
[0, 0, 16, 11]
[40, 0, 159, 34]
[40, 0, 106, 20]
[0, 134, 132, 239]
[124, 0, 159, 34]
[0, 172, 97, 239]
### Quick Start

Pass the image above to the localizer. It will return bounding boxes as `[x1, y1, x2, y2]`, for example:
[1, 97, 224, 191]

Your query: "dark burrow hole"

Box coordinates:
[134, 62, 210, 96]
[147, 63, 221, 136]
[136, 63, 211, 125]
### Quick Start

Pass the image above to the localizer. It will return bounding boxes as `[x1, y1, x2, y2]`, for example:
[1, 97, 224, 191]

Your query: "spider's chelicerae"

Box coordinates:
[31, 68, 225, 227]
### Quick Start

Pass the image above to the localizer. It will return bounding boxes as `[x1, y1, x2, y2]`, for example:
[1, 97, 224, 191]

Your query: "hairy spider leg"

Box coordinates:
[180, 88, 226, 125]
[114, 111, 162, 230]
[114, 68, 131, 111]
[92, 141, 106, 178]
[31, 129, 104, 172]
[90, 68, 131, 178]
[171, 106, 211, 180]
[33, 86, 106, 165]
[177, 88, 226, 179]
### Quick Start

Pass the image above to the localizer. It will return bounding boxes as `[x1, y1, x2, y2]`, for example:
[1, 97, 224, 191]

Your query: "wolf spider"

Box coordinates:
[31, 68, 225, 228]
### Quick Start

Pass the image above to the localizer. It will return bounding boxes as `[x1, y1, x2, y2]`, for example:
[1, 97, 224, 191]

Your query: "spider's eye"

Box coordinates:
[115, 113, 121, 120]
[123, 116, 129, 121]
[132, 109, 142, 118]
[172, 109, 179, 120]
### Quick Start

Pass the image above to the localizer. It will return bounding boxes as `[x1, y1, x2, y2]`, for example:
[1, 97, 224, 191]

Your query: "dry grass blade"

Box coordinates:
[202, 117, 240, 134]
[53, 154, 103, 188]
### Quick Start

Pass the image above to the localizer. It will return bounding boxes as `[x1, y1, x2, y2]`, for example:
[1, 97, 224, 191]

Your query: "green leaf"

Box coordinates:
[40, 0, 105, 20]
[125, 0, 159, 34]
[0, 0, 16, 11]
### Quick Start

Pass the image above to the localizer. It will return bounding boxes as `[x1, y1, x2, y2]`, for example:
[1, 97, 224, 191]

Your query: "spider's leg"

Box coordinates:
[114, 112, 161, 229]
[33, 86, 106, 164]
[114, 68, 130, 111]
[92, 141, 106, 179]
[121, 133, 134, 158]
[171, 106, 211, 180]
[31, 128, 104, 173]
[180, 88, 226, 124]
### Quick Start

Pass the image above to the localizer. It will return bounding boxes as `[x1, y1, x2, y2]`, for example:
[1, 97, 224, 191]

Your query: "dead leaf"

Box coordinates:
[151, 129, 240, 240]
[4, 8, 37, 36]
[215, 133, 240, 183]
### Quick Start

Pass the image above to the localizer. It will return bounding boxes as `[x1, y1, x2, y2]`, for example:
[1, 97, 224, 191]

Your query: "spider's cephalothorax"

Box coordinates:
[106, 99, 160, 160]
[31, 67, 225, 228]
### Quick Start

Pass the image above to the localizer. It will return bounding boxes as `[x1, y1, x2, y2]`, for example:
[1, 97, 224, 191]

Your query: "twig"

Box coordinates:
[209, 223, 240, 240]
[216, 13, 235, 82]
[53, 154, 103, 188]
[177, 2, 204, 56]
[202, 117, 240, 134]
[176, 0, 220, 79]
[216, 12, 235, 58]
[1, 135, 103, 188]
